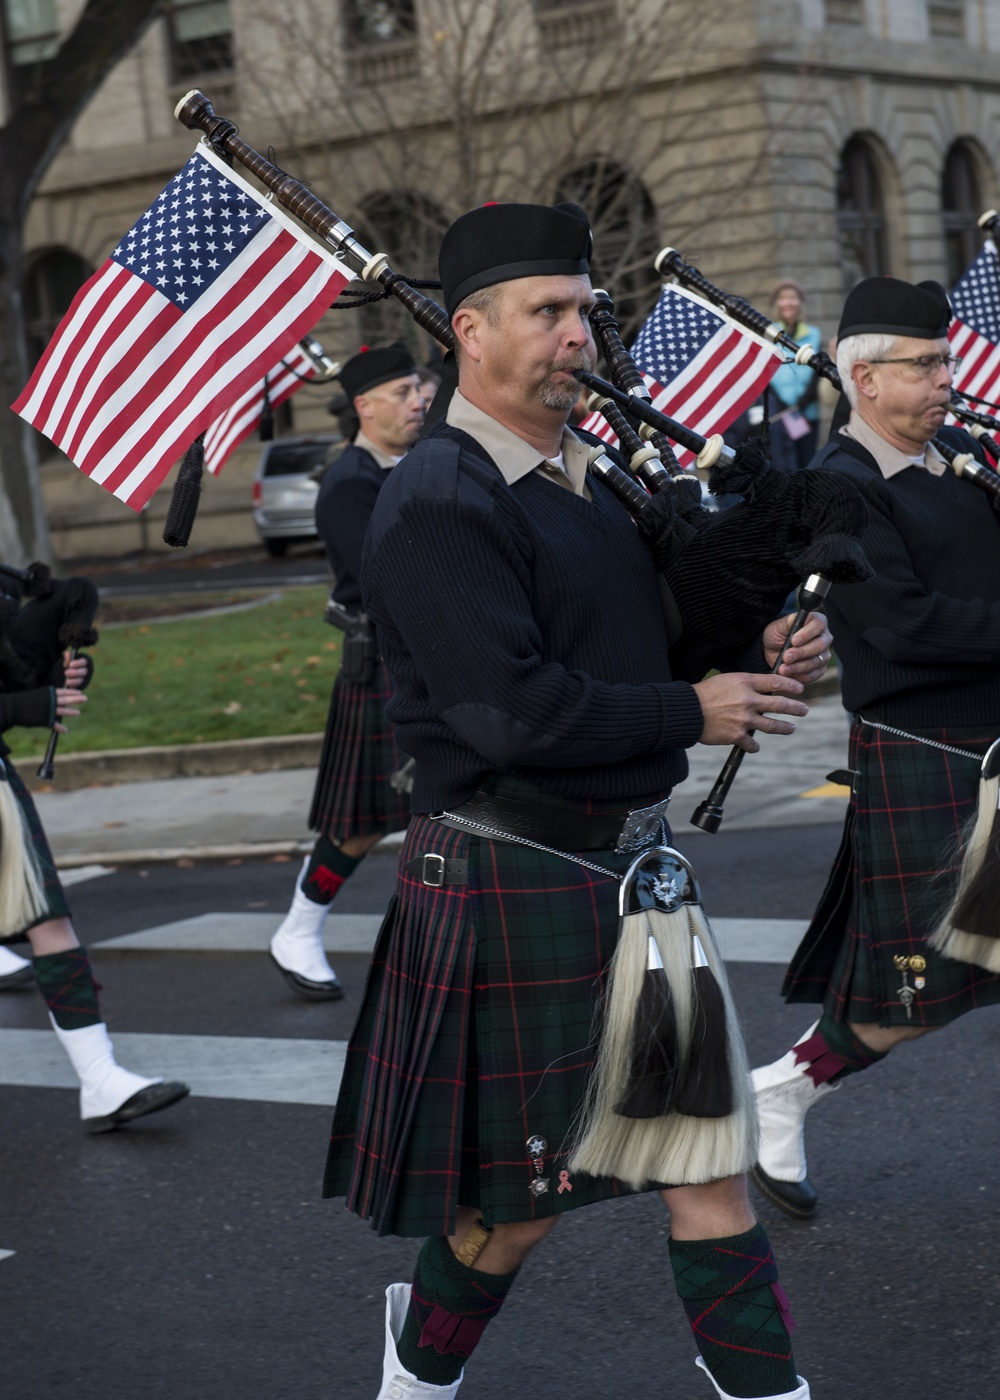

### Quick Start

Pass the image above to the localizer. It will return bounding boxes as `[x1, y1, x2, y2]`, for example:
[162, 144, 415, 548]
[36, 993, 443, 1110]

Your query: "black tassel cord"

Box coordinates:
[162, 434, 206, 548]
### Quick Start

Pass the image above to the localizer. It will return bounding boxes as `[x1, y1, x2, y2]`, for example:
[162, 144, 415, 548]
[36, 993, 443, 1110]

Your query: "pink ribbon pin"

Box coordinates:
[557, 1170, 572, 1194]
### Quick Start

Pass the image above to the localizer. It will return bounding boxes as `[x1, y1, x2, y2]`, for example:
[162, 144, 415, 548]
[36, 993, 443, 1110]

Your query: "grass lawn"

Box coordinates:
[5, 586, 340, 758]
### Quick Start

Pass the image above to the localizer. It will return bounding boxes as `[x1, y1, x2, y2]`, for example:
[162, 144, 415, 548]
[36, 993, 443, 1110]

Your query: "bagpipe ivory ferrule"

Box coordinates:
[569, 847, 756, 1191]
[929, 737, 1000, 972]
[694, 434, 726, 471]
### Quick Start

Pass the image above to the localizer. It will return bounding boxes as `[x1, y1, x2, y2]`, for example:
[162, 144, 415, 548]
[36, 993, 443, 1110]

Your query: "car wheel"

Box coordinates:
[264, 538, 289, 558]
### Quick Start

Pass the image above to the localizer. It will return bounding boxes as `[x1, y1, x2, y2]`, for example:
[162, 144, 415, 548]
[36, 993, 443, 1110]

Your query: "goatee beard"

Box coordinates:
[539, 357, 592, 411]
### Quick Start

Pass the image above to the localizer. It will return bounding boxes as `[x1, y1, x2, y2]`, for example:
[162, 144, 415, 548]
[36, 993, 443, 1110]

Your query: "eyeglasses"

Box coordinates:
[866, 353, 962, 378]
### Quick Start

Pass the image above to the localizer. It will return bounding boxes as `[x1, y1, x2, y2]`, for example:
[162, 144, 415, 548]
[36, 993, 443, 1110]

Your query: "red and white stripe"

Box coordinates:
[949, 318, 1000, 410]
[13, 145, 350, 510]
[580, 301, 780, 467]
[204, 343, 316, 476]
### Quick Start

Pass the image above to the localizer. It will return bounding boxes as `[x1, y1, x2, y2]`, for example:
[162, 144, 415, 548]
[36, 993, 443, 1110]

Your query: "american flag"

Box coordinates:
[948, 243, 1000, 408]
[13, 143, 351, 510]
[203, 341, 318, 476]
[579, 283, 782, 467]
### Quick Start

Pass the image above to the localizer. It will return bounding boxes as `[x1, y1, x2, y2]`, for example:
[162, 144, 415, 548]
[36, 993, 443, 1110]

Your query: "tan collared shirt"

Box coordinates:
[446, 389, 592, 498]
[841, 409, 946, 478]
[354, 429, 401, 471]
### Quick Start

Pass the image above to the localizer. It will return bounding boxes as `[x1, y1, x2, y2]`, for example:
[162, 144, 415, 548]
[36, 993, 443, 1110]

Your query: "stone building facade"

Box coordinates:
[12, 0, 1000, 556]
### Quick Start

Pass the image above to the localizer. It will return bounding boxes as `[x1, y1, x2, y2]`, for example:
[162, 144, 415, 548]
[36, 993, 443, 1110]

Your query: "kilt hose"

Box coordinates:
[783, 717, 1000, 1027]
[0, 755, 70, 944]
[307, 659, 410, 841]
[325, 780, 687, 1239]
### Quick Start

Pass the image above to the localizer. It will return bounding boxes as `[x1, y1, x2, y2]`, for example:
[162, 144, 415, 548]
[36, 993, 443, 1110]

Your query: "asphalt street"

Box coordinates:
[3, 840, 999, 1399]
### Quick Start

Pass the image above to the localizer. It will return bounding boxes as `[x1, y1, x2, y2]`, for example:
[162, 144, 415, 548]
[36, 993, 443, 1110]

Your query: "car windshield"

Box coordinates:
[262, 442, 333, 477]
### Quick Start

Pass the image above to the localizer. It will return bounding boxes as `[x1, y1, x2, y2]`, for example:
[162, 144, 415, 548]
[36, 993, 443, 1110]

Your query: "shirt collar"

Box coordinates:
[842, 410, 946, 478]
[446, 388, 590, 496]
[354, 429, 400, 470]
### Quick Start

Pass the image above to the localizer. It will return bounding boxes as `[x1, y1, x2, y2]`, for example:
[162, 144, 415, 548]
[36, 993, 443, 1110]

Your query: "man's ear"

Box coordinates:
[451, 308, 484, 364]
[354, 392, 371, 423]
[852, 361, 878, 402]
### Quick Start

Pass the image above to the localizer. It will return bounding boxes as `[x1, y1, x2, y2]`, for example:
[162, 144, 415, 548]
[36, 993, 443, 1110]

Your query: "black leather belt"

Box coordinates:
[436, 789, 671, 854]
[403, 854, 469, 887]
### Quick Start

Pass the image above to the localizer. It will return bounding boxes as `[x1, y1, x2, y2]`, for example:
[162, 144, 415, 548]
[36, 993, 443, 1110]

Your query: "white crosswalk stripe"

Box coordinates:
[90, 911, 808, 961]
[0, 1030, 345, 1106]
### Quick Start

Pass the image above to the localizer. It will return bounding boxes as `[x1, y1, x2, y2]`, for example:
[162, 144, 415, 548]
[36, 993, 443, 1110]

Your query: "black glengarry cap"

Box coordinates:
[339, 343, 417, 401]
[440, 202, 593, 315]
[838, 277, 951, 341]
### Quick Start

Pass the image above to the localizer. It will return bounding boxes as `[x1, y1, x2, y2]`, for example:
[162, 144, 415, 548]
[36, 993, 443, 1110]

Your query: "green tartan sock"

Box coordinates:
[814, 1011, 889, 1081]
[33, 948, 102, 1029]
[396, 1235, 519, 1385]
[301, 836, 362, 905]
[670, 1223, 799, 1398]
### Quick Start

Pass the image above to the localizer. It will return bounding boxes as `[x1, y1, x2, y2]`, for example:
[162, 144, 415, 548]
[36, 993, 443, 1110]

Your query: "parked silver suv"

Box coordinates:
[252, 434, 344, 557]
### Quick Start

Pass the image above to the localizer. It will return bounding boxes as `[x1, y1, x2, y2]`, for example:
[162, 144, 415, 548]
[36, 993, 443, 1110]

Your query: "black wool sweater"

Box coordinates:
[814, 426, 1000, 726]
[315, 442, 387, 611]
[362, 423, 713, 812]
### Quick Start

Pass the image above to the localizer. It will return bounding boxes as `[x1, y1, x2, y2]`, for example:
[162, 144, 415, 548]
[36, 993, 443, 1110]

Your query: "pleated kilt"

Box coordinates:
[324, 779, 677, 1238]
[1, 755, 70, 944]
[307, 660, 410, 841]
[783, 717, 1000, 1026]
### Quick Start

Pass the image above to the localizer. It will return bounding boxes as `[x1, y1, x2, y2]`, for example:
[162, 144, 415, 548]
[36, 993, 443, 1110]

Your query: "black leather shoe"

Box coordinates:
[269, 951, 344, 1002]
[750, 1163, 818, 1219]
[84, 1081, 190, 1135]
[0, 962, 35, 990]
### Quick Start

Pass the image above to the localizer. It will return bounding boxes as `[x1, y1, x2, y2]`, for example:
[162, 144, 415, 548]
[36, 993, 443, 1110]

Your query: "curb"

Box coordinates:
[53, 831, 407, 869]
[21, 732, 324, 792]
[21, 675, 842, 794]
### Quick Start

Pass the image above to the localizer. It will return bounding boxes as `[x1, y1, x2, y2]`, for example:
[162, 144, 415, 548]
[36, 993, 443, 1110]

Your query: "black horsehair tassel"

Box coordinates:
[674, 933, 734, 1118]
[614, 933, 678, 1119]
[259, 374, 274, 441]
[162, 433, 205, 548]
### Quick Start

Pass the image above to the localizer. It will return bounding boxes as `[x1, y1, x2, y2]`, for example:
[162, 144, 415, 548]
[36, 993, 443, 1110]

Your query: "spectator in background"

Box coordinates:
[768, 279, 823, 469]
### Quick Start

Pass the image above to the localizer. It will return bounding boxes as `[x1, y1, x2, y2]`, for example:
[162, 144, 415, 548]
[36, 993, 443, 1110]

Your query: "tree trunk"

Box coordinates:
[0, 220, 50, 565]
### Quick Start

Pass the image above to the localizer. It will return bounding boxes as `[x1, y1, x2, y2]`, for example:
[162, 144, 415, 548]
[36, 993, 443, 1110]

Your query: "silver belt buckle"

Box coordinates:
[422, 853, 446, 887]
[615, 797, 671, 854]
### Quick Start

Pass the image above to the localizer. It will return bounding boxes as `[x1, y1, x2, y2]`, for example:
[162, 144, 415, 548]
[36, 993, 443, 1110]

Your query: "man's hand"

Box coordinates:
[53, 686, 87, 734]
[62, 654, 88, 690]
[692, 672, 807, 753]
[762, 611, 832, 684]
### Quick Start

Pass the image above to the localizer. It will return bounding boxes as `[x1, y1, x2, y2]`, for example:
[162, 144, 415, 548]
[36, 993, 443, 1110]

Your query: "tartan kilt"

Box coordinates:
[307, 659, 410, 840]
[324, 780, 689, 1238]
[1, 755, 70, 944]
[783, 717, 1000, 1026]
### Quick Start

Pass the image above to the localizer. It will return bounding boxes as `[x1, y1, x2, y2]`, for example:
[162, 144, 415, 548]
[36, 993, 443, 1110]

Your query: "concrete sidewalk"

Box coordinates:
[34, 694, 852, 864]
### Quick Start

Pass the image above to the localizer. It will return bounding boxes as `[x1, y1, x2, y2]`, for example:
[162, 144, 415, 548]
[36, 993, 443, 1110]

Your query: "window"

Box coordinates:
[535, 0, 616, 49]
[3, 0, 58, 64]
[825, 0, 864, 23]
[942, 142, 983, 286]
[556, 161, 659, 342]
[836, 137, 889, 291]
[344, 0, 416, 47]
[167, 0, 233, 82]
[929, 0, 965, 38]
[24, 249, 91, 369]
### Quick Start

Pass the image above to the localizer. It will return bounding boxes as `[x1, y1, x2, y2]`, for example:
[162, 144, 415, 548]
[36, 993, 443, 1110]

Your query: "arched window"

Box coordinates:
[555, 160, 659, 342]
[836, 136, 889, 292]
[942, 141, 983, 287]
[24, 248, 92, 369]
[355, 191, 447, 355]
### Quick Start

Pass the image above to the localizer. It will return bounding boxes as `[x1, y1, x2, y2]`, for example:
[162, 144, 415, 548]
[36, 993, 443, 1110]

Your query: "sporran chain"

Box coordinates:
[859, 715, 983, 764]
